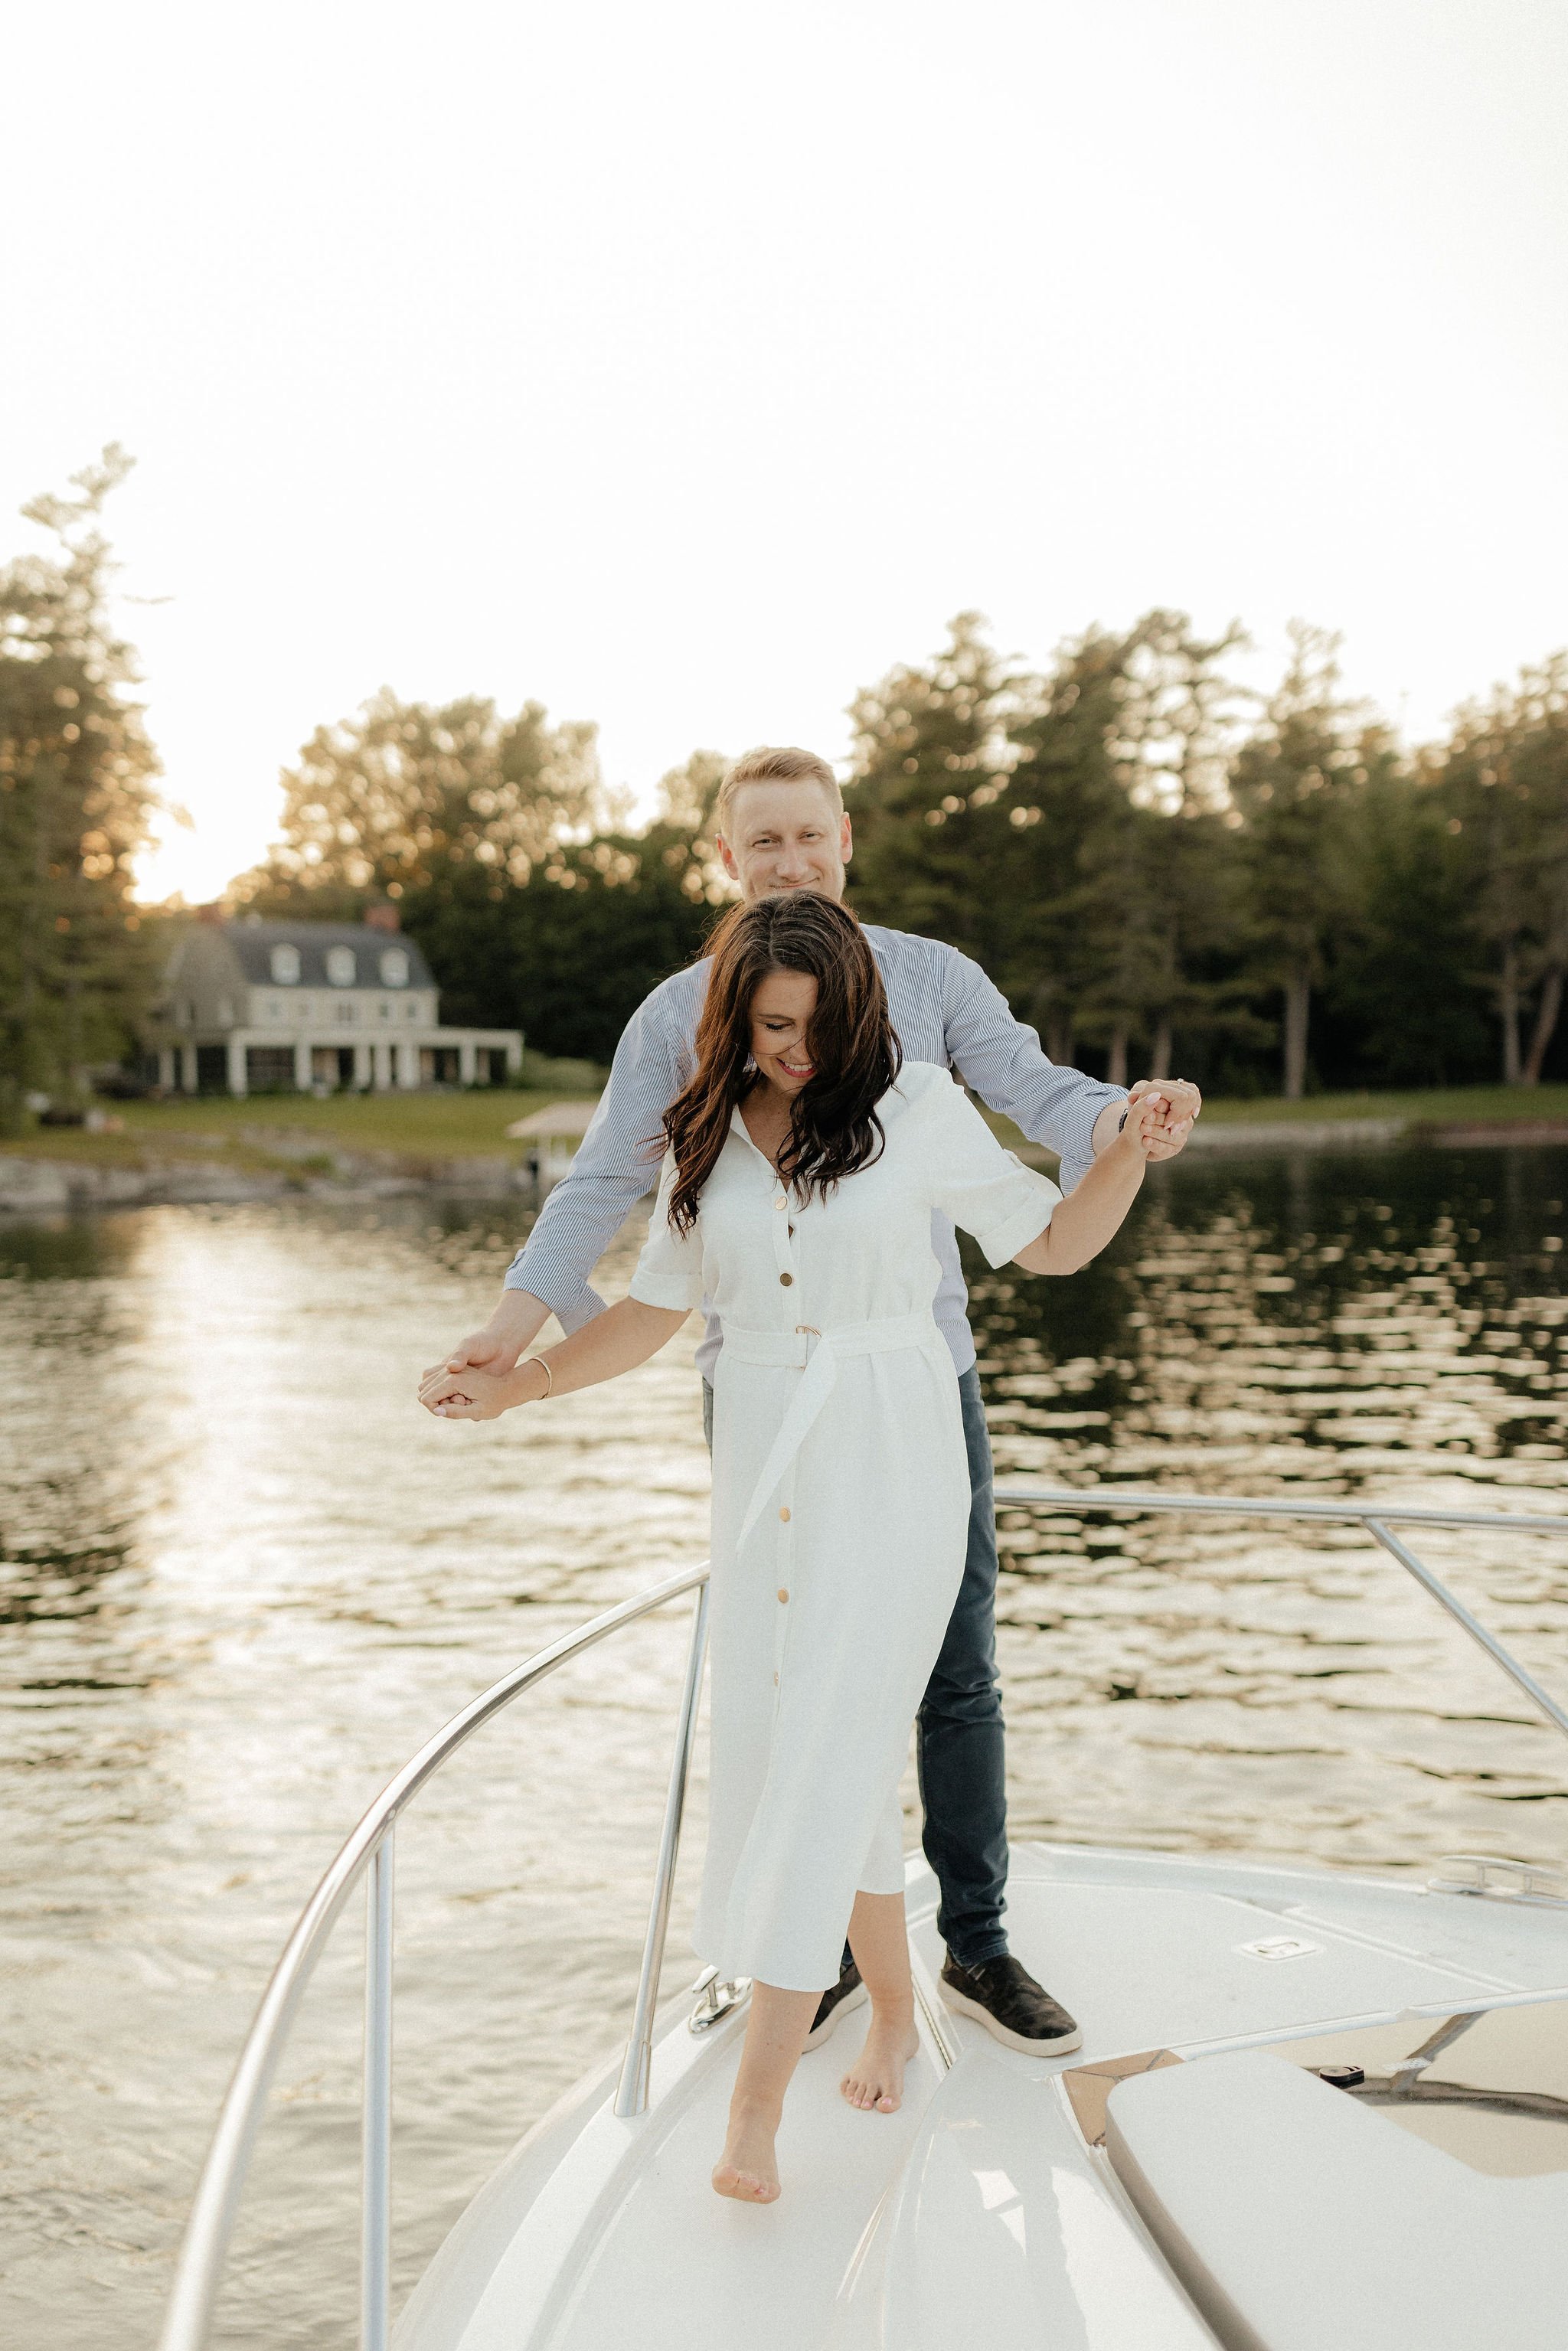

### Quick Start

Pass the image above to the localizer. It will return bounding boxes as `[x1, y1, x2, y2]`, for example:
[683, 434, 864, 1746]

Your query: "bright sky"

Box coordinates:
[5, 0, 1566, 902]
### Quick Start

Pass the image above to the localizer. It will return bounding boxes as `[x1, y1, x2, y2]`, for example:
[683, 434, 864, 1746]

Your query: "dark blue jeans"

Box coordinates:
[701, 1360, 1009, 1971]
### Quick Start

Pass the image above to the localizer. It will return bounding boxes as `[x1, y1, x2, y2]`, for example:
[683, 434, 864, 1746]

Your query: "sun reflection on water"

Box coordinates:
[1, 1145, 1564, 2346]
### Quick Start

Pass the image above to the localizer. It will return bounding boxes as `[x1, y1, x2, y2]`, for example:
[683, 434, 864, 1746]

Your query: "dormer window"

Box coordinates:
[270, 944, 301, 984]
[379, 948, 410, 988]
[325, 946, 357, 987]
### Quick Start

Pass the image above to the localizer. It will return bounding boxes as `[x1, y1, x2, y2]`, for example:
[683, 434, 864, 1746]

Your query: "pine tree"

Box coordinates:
[1022, 612, 1247, 1079]
[0, 448, 162, 1133]
[1438, 658, 1568, 1083]
[842, 614, 1024, 981]
[997, 624, 1145, 1066]
[1229, 625, 1370, 1098]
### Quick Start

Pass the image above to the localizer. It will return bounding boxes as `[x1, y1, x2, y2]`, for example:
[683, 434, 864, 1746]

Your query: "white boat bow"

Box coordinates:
[158, 1490, 1568, 2351]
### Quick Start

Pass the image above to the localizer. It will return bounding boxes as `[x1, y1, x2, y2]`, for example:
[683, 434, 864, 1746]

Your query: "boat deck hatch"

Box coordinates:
[1105, 2047, 1568, 2351]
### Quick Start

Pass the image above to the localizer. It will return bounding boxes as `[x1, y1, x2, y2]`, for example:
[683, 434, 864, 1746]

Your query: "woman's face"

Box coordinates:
[748, 967, 820, 1096]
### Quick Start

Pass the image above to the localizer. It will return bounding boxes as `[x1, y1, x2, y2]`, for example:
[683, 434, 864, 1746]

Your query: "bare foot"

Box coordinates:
[712, 2100, 782, 2202]
[841, 2011, 920, 2113]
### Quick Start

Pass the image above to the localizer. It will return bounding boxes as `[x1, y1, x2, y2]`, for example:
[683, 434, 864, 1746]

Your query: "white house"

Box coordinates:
[146, 910, 523, 1096]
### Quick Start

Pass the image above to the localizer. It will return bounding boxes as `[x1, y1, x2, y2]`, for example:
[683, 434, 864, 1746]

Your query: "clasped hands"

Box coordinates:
[417, 1353, 537, 1422]
[1112, 1077, 1200, 1161]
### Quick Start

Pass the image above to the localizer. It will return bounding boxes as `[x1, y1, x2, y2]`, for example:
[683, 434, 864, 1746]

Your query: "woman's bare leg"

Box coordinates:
[713, 1981, 822, 2203]
[841, 1890, 920, 2113]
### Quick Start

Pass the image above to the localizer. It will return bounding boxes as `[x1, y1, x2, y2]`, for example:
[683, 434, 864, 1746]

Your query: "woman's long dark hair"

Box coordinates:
[663, 895, 900, 1233]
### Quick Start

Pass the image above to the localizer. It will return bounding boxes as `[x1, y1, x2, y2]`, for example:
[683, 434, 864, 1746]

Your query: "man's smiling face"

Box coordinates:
[717, 779, 852, 906]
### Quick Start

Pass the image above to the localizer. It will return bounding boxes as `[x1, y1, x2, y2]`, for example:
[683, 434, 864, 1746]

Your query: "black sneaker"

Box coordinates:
[802, 1958, 868, 2051]
[939, 1953, 1082, 2055]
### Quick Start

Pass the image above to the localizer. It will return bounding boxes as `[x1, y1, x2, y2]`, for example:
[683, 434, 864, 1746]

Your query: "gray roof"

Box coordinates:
[224, 919, 436, 991]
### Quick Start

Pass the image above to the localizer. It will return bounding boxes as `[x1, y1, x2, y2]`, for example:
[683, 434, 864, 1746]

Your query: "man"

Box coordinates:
[424, 744, 1200, 2055]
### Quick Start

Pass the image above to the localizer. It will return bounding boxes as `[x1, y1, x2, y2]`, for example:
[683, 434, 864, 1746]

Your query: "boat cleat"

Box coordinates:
[688, 1964, 752, 2034]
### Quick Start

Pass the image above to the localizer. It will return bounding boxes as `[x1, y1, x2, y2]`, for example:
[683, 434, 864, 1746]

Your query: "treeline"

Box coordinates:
[5, 449, 1568, 1118]
[841, 611, 1560, 1099]
[236, 612, 1568, 1096]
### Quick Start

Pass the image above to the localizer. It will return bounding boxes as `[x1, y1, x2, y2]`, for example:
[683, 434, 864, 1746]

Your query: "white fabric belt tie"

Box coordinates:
[727, 1310, 942, 1549]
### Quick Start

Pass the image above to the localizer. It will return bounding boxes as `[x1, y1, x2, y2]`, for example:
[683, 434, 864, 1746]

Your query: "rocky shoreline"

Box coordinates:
[1005, 1114, 1568, 1170]
[0, 1150, 532, 1215]
[1178, 1116, 1568, 1152]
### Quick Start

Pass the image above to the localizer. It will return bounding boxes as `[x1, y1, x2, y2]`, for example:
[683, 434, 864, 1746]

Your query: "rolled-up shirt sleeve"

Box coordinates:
[628, 1152, 705, 1310]
[503, 988, 691, 1331]
[940, 948, 1124, 1193]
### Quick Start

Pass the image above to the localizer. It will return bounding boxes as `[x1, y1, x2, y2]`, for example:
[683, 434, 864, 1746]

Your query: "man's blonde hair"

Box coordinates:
[714, 745, 843, 838]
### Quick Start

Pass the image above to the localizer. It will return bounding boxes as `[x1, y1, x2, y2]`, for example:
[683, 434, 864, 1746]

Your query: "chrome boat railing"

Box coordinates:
[159, 1564, 710, 2351]
[158, 1488, 1568, 2351]
[991, 1488, 1568, 1745]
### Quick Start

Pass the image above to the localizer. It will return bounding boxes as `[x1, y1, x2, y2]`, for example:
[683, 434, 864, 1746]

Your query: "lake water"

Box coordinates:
[3, 1144, 1567, 2347]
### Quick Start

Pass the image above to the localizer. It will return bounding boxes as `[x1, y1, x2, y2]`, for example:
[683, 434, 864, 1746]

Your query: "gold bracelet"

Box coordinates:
[530, 1355, 554, 1400]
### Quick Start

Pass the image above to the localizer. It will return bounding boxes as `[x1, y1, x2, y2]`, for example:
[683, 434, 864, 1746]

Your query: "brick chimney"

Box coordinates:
[364, 902, 400, 933]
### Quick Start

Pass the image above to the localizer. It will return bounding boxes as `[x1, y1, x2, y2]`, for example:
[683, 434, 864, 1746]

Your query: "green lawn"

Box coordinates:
[982, 1082, 1568, 1161]
[7, 1078, 1568, 1177]
[2, 1081, 603, 1168]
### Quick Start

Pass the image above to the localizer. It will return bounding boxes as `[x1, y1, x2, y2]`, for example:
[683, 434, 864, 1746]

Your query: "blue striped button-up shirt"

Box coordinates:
[505, 923, 1125, 1380]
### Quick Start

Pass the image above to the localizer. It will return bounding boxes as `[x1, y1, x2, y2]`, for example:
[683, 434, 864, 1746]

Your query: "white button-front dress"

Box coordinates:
[629, 1060, 1061, 1993]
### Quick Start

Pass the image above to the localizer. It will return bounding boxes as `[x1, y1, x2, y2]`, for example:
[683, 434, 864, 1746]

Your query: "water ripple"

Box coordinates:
[2, 1146, 1565, 2346]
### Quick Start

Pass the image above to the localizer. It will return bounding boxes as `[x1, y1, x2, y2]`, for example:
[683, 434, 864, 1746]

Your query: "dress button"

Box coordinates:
[779, 1505, 791, 1523]
[779, 1271, 793, 1286]
[773, 1671, 779, 1686]
[776, 1588, 789, 1604]
[774, 1197, 787, 1211]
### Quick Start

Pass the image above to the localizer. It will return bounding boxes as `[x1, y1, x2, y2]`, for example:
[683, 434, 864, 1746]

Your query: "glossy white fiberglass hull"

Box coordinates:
[391, 1840, 1568, 2351]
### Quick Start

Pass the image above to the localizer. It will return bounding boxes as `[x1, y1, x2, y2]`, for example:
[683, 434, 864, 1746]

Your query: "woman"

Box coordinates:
[420, 896, 1158, 2204]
